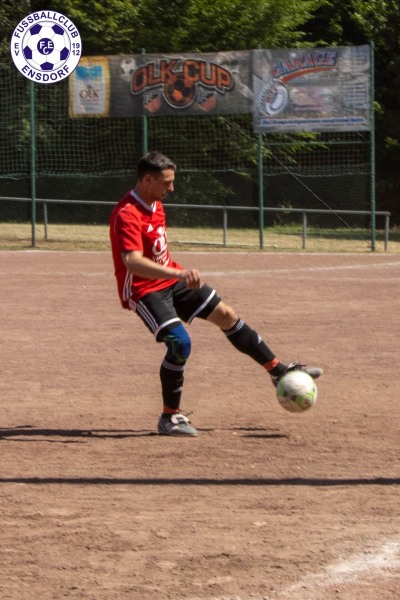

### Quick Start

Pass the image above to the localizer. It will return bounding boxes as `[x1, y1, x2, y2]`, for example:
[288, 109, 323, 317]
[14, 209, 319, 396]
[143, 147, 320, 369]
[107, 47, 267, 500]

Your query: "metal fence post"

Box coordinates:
[385, 213, 389, 251]
[141, 48, 148, 155]
[30, 81, 37, 247]
[44, 201, 48, 240]
[302, 211, 307, 249]
[370, 41, 376, 251]
[223, 208, 228, 246]
[258, 133, 264, 249]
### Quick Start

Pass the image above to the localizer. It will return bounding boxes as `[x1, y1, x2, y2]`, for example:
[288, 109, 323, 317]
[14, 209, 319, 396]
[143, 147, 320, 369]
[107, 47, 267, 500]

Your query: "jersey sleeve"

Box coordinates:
[115, 207, 143, 252]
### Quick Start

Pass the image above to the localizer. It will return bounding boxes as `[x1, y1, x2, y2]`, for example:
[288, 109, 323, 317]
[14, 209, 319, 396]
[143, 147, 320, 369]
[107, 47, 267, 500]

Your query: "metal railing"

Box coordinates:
[164, 204, 391, 251]
[0, 196, 391, 251]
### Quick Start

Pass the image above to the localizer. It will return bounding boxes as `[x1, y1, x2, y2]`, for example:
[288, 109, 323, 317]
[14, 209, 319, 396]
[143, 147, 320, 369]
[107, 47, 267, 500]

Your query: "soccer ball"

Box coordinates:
[23, 22, 70, 71]
[276, 370, 317, 413]
[164, 73, 196, 108]
[120, 57, 137, 82]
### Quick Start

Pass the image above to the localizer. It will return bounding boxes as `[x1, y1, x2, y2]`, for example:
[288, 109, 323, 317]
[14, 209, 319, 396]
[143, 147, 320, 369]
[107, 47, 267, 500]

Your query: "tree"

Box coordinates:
[1, 0, 399, 220]
[2, 0, 325, 56]
[304, 0, 400, 218]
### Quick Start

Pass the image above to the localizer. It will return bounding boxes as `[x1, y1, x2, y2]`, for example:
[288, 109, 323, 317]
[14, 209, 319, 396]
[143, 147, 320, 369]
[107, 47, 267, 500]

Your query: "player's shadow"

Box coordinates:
[0, 425, 285, 442]
[234, 427, 287, 439]
[0, 427, 399, 487]
[0, 475, 398, 486]
[0, 426, 157, 442]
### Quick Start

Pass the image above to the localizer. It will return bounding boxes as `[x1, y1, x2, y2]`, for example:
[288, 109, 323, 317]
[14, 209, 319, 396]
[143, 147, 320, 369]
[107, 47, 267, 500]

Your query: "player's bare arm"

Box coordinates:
[122, 250, 203, 289]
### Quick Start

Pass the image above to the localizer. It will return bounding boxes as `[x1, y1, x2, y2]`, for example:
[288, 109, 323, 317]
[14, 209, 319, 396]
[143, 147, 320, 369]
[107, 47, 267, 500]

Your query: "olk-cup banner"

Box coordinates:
[69, 50, 253, 117]
[253, 45, 371, 132]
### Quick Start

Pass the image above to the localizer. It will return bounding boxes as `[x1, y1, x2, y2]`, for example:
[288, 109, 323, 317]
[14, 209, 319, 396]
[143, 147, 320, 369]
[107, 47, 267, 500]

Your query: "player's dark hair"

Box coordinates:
[137, 151, 176, 179]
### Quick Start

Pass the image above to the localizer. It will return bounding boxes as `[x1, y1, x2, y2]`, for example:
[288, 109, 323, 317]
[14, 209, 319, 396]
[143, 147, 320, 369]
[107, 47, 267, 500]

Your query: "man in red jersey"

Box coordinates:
[110, 151, 322, 436]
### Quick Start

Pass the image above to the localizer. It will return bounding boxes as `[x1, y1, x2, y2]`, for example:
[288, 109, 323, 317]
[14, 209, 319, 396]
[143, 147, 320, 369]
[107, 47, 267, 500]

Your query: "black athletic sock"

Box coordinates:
[160, 359, 185, 413]
[223, 319, 287, 376]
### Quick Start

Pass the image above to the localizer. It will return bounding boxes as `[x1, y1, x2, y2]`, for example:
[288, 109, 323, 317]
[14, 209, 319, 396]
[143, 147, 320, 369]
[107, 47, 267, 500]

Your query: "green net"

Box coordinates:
[0, 64, 392, 252]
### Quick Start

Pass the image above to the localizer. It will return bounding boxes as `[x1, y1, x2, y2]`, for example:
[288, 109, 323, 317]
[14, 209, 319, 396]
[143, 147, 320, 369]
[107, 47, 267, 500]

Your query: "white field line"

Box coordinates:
[183, 539, 400, 600]
[0, 270, 113, 277]
[202, 261, 400, 278]
[273, 538, 400, 599]
[0, 250, 390, 255]
[0, 250, 111, 255]
[1, 260, 400, 279]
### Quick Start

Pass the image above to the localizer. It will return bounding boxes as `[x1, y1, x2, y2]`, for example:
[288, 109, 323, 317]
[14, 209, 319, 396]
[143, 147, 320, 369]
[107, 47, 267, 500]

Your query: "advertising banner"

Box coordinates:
[69, 51, 252, 117]
[253, 45, 371, 132]
[69, 56, 110, 117]
[68, 46, 371, 132]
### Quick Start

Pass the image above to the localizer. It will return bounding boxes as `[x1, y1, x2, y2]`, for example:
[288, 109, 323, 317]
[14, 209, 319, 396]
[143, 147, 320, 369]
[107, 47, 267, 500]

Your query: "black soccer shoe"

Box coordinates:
[270, 362, 323, 388]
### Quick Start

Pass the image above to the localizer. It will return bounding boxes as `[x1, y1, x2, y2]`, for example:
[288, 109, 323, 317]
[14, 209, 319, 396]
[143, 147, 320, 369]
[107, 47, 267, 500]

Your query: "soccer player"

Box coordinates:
[110, 151, 322, 436]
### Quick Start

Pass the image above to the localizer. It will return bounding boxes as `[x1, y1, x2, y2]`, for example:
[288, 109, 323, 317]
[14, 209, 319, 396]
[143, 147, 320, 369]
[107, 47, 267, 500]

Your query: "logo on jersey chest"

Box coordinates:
[152, 226, 167, 256]
[144, 224, 168, 264]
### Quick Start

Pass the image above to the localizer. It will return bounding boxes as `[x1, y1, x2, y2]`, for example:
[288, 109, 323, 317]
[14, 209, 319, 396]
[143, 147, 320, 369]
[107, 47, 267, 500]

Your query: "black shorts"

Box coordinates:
[135, 281, 221, 340]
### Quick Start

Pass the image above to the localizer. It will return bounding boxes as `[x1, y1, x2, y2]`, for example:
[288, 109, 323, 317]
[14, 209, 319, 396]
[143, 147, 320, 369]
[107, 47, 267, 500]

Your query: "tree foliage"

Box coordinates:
[304, 0, 400, 214]
[1, 0, 399, 218]
[1, 0, 325, 56]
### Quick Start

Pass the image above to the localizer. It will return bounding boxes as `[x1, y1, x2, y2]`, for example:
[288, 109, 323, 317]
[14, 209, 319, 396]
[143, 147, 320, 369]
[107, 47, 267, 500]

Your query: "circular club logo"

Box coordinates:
[11, 12, 82, 84]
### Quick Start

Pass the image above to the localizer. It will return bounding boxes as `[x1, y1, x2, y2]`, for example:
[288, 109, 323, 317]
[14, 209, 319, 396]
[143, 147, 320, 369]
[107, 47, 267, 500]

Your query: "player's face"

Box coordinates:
[149, 168, 175, 202]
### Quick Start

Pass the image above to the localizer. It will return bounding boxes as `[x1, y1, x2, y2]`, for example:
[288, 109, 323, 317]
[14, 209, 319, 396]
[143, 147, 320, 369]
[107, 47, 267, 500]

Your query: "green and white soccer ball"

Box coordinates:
[276, 370, 317, 413]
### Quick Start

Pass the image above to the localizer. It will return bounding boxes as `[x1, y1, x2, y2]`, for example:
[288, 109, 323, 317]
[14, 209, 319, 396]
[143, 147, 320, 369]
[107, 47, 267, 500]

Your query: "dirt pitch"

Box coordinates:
[1, 250, 400, 600]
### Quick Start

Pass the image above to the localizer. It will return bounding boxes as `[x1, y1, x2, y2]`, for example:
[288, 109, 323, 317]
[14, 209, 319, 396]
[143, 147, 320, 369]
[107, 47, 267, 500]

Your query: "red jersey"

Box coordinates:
[109, 190, 182, 310]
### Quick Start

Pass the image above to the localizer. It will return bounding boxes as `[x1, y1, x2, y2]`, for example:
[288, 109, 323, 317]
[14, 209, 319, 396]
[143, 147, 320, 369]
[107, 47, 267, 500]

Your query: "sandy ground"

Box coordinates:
[1, 250, 399, 599]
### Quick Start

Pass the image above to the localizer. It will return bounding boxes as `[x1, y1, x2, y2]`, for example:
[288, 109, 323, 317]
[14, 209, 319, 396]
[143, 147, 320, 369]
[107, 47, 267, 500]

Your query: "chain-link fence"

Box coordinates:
[0, 64, 393, 252]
